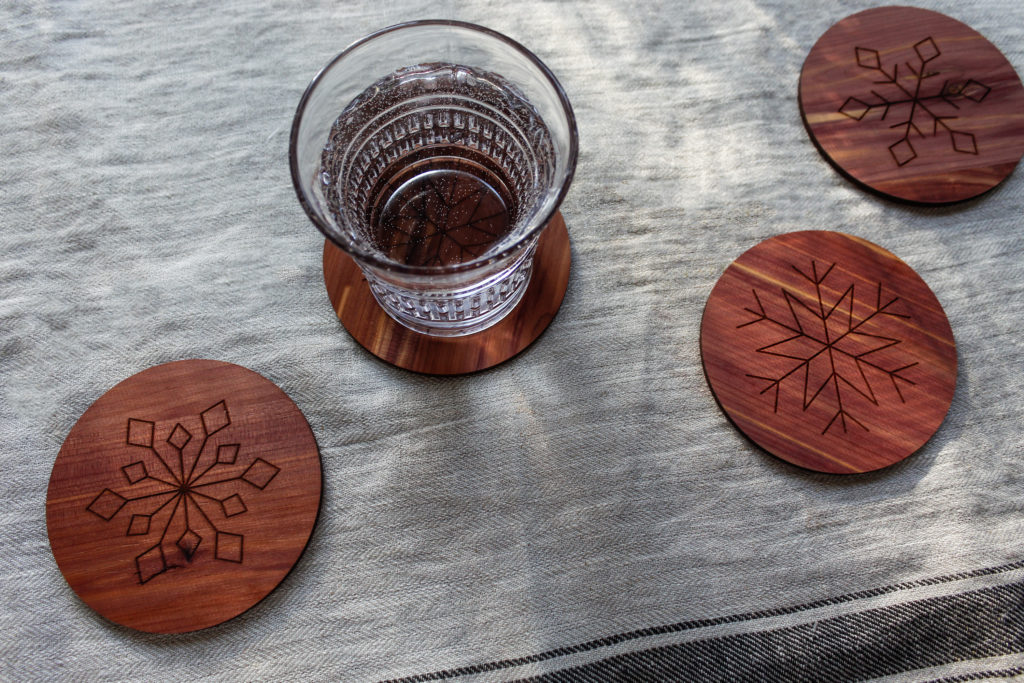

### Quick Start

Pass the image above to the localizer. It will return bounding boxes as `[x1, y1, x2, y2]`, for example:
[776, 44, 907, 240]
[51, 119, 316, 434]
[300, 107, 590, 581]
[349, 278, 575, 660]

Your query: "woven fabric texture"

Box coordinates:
[2, 0, 1024, 680]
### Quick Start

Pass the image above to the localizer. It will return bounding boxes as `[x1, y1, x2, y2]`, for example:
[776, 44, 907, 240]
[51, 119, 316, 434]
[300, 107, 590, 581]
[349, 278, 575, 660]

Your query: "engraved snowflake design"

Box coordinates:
[738, 261, 918, 435]
[838, 37, 991, 166]
[375, 171, 509, 267]
[85, 401, 279, 584]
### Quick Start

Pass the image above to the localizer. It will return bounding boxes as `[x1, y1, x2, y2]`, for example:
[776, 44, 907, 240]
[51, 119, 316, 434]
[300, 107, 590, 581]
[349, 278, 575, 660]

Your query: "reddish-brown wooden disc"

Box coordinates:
[323, 213, 571, 375]
[700, 231, 957, 473]
[47, 360, 321, 633]
[799, 6, 1024, 203]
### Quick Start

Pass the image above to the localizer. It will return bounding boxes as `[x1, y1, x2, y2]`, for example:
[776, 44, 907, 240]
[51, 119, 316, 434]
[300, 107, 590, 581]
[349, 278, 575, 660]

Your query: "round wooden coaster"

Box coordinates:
[700, 231, 957, 473]
[323, 212, 571, 375]
[46, 359, 321, 633]
[799, 6, 1024, 203]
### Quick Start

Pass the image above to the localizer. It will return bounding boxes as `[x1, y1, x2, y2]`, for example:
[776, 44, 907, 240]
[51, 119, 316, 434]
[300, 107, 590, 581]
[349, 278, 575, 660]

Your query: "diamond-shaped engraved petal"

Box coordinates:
[136, 545, 167, 583]
[122, 461, 147, 484]
[127, 419, 154, 447]
[855, 47, 880, 69]
[201, 400, 230, 435]
[127, 514, 151, 536]
[914, 37, 939, 63]
[839, 97, 870, 121]
[86, 489, 127, 521]
[167, 423, 192, 450]
[961, 79, 990, 103]
[217, 443, 239, 464]
[215, 532, 243, 563]
[220, 494, 247, 517]
[177, 529, 202, 560]
[241, 458, 280, 490]
[951, 130, 977, 154]
[889, 138, 917, 166]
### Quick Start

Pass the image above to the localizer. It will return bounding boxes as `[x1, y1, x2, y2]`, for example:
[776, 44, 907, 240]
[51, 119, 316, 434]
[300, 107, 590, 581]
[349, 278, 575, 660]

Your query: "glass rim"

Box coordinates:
[288, 19, 579, 276]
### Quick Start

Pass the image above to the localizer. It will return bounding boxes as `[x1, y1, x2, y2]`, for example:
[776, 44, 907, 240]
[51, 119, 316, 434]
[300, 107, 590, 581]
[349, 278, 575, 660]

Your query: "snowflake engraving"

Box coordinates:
[85, 400, 279, 584]
[738, 261, 918, 435]
[373, 170, 510, 267]
[838, 37, 991, 166]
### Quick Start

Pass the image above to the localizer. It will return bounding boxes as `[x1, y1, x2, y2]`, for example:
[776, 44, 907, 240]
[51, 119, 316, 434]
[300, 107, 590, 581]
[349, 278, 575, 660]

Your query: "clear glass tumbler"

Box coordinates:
[290, 20, 578, 337]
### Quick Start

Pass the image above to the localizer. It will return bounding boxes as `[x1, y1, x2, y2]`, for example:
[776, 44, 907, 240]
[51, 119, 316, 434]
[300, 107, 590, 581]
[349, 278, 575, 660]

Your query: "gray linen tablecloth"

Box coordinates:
[3, 0, 1024, 680]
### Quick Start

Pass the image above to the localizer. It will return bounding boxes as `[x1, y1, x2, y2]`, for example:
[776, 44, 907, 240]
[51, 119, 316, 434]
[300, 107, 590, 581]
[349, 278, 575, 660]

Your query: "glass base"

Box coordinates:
[322, 212, 571, 374]
[364, 247, 536, 337]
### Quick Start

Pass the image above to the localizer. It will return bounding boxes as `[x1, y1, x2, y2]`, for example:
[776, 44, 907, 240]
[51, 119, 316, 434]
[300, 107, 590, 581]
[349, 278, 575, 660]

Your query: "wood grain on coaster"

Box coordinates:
[47, 359, 321, 633]
[324, 212, 571, 375]
[701, 231, 957, 473]
[800, 6, 1024, 203]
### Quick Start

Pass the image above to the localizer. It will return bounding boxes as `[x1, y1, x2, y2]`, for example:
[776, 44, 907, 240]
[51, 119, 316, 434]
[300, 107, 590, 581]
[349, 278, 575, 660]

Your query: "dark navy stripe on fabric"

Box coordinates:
[516, 581, 1024, 682]
[386, 560, 1024, 682]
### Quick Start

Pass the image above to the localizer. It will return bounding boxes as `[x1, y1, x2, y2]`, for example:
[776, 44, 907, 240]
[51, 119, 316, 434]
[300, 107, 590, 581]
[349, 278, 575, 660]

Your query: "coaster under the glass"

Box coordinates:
[323, 212, 571, 375]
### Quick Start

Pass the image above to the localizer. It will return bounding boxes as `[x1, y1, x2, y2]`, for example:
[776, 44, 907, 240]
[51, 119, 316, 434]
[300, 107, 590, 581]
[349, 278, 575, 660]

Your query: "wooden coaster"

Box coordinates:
[46, 359, 321, 633]
[700, 231, 957, 473]
[324, 212, 571, 375]
[799, 6, 1024, 203]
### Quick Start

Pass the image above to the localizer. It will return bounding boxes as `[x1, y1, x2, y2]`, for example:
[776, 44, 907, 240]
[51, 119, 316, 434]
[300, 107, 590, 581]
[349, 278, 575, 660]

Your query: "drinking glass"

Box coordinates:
[290, 20, 578, 337]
